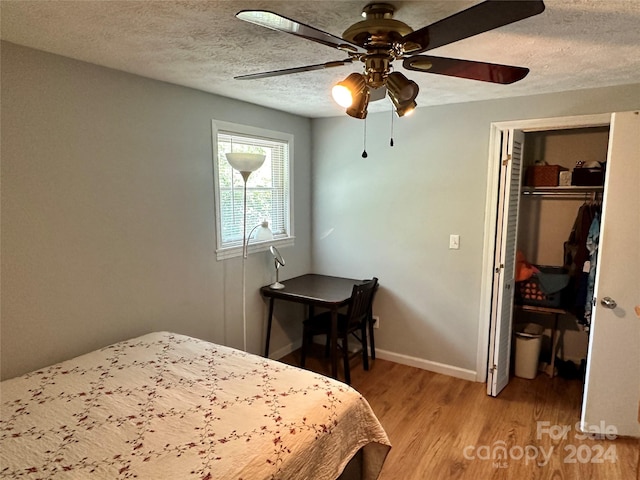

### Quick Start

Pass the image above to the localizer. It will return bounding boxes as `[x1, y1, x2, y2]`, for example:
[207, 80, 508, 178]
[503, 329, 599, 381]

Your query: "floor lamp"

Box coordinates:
[225, 152, 268, 352]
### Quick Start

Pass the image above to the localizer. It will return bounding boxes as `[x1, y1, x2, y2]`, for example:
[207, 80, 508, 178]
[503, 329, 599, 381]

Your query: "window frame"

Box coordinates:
[212, 120, 294, 260]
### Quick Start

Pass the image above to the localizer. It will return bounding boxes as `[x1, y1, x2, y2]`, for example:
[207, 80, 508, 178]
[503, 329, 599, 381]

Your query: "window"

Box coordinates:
[212, 121, 294, 260]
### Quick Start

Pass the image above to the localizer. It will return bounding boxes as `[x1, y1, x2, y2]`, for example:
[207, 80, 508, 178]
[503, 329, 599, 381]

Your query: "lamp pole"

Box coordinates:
[225, 152, 266, 352]
[240, 173, 249, 351]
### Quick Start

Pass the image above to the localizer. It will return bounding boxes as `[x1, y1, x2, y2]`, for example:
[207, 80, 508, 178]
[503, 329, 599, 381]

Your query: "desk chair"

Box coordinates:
[300, 277, 378, 384]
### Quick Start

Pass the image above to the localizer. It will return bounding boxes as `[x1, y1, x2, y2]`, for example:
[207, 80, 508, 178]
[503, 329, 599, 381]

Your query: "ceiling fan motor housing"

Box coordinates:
[342, 3, 415, 88]
[342, 3, 413, 46]
[363, 55, 390, 88]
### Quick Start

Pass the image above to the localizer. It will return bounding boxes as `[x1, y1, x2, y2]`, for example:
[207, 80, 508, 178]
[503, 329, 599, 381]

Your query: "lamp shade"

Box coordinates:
[225, 152, 266, 173]
[253, 220, 274, 241]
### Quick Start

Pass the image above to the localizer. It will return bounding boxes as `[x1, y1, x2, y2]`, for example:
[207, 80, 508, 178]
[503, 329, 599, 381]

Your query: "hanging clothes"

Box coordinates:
[564, 204, 595, 274]
[564, 202, 596, 314]
[583, 211, 601, 327]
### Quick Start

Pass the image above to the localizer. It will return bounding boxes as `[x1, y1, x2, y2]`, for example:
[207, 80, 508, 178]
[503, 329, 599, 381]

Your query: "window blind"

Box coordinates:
[217, 131, 290, 247]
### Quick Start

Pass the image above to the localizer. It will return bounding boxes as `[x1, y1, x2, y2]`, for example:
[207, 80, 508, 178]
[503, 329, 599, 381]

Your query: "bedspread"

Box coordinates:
[0, 332, 390, 479]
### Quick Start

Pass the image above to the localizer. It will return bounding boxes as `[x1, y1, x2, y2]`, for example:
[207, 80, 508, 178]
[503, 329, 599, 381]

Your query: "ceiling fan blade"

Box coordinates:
[403, 55, 529, 84]
[402, 0, 545, 54]
[235, 59, 352, 80]
[236, 10, 366, 54]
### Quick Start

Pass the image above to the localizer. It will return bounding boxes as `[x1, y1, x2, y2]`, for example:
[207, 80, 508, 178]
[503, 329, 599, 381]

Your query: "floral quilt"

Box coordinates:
[0, 332, 390, 479]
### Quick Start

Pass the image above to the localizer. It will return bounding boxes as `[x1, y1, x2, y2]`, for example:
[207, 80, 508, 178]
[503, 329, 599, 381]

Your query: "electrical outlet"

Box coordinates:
[372, 315, 380, 329]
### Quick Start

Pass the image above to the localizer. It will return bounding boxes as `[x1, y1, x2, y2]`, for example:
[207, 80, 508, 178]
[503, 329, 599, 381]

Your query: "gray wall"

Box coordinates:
[311, 84, 640, 374]
[3, 40, 639, 381]
[1, 42, 312, 380]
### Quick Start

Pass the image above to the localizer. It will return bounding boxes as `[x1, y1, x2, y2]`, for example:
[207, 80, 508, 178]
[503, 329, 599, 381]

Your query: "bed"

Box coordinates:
[0, 332, 390, 480]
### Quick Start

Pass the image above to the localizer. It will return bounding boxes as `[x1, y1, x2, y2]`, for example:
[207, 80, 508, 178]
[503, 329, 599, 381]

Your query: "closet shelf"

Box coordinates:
[521, 186, 604, 196]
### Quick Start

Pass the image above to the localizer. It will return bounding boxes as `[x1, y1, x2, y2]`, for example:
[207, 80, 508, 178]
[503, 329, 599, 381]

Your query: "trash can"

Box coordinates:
[514, 323, 545, 379]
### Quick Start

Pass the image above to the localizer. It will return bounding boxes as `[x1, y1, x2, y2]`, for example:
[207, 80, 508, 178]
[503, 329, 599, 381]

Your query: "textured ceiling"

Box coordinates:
[2, 0, 639, 118]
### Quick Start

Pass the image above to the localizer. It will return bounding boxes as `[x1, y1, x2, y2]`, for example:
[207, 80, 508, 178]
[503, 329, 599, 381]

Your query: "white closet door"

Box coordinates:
[581, 111, 640, 437]
[488, 129, 524, 396]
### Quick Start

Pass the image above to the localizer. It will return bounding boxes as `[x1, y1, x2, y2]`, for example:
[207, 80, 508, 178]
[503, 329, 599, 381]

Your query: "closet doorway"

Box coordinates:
[479, 111, 640, 437]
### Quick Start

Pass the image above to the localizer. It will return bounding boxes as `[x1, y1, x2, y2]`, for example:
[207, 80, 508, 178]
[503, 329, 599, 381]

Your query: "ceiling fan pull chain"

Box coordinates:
[390, 107, 395, 147]
[361, 118, 368, 158]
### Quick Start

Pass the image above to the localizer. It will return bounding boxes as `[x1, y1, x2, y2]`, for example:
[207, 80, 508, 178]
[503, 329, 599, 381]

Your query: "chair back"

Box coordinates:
[344, 278, 378, 329]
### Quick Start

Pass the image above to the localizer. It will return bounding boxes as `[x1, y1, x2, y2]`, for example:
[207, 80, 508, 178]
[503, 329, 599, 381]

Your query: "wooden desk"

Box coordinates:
[260, 274, 363, 380]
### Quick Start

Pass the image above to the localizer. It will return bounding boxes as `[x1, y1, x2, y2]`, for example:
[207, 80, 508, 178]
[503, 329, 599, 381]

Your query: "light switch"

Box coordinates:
[449, 234, 460, 250]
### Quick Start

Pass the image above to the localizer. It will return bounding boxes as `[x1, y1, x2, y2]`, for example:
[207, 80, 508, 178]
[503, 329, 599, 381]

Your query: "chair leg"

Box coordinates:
[300, 328, 309, 368]
[361, 324, 369, 371]
[342, 334, 351, 385]
[368, 317, 376, 360]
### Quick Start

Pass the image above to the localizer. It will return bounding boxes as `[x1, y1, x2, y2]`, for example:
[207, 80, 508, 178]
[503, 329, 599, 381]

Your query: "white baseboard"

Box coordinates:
[374, 348, 478, 382]
[268, 339, 301, 361]
[269, 341, 478, 383]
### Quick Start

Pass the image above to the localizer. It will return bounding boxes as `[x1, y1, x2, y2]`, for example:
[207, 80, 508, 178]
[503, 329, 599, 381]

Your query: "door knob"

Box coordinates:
[600, 297, 617, 309]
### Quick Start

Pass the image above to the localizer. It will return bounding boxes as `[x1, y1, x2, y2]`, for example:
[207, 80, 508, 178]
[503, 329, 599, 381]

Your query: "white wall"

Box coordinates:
[0, 42, 312, 380]
[311, 84, 640, 376]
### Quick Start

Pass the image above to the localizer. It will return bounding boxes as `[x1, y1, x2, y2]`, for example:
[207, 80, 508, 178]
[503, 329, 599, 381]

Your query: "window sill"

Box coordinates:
[215, 236, 295, 261]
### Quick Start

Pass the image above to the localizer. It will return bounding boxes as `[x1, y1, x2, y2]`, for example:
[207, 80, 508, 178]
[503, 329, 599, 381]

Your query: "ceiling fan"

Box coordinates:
[234, 0, 545, 118]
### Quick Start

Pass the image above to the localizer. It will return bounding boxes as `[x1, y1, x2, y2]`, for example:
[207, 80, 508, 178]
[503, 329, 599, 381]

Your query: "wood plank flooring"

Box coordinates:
[279, 348, 640, 480]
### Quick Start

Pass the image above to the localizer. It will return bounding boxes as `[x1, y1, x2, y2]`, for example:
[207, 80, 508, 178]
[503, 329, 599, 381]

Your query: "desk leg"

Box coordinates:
[264, 298, 275, 358]
[550, 313, 559, 378]
[330, 308, 338, 379]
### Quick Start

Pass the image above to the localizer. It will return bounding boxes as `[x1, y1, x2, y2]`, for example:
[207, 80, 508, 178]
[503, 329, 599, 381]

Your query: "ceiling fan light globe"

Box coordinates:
[395, 100, 417, 118]
[332, 73, 367, 109]
[332, 84, 354, 108]
[401, 106, 415, 117]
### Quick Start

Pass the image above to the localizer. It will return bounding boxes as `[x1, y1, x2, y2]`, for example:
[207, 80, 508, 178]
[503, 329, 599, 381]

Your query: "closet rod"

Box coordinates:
[521, 187, 604, 198]
[522, 192, 595, 198]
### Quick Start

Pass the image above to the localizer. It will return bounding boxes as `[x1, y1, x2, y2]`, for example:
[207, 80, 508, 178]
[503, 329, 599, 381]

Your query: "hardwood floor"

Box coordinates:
[279, 348, 640, 480]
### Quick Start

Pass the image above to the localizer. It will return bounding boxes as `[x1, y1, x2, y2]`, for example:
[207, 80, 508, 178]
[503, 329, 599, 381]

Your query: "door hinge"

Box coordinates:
[490, 364, 497, 373]
[502, 154, 511, 166]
